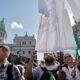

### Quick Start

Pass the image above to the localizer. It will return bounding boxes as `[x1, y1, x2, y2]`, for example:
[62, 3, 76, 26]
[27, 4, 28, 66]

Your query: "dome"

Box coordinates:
[0, 18, 7, 32]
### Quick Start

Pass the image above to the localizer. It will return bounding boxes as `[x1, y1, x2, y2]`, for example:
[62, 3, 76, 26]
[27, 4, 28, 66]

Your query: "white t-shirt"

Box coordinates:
[33, 64, 59, 80]
[62, 66, 80, 80]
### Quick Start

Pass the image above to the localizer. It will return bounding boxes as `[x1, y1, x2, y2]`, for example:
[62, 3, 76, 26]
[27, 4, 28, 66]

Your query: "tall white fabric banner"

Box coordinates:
[36, 0, 77, 52]
[36, 15, 49, 52]
[61, 10, 77, 50]
[73, 0, 80, 10]
[67, 0, 80, 22]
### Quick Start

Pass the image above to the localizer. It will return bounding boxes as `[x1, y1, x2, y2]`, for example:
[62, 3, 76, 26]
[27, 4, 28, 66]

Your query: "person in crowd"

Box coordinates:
[0, 45, 21, 80]
[75, 56, 80, 71]
[24, 51, 60, 80]
[18, 61, 25, 66]
[17, 65, 25, 80]
[32, 62, 38, 69]
[62, 53, 80, 80]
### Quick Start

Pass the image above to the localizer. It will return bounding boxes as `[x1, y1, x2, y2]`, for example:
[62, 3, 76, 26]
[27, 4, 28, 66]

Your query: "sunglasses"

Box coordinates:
[65, 55, 71, 59]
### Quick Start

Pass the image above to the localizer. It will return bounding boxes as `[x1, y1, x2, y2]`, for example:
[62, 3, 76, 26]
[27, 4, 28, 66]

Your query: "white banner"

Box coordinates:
[61, 10, 77, 50]
[36, 15, 49, 52]
[67, 0, 80, 22]
[36, 0, 77, 52]
[73, 0, 80, 10]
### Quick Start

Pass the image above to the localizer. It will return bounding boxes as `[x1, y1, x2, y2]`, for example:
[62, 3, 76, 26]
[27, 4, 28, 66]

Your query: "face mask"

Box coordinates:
[45, 57, 55, 64]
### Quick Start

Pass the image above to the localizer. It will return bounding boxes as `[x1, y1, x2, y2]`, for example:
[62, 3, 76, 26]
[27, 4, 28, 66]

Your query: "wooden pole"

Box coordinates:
[59, 52, 63, 71]
[59, 52, 67, 80]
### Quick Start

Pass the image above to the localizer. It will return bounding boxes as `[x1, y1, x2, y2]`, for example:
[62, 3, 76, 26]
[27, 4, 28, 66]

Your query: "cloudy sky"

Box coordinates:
[0, 0, 38, 43]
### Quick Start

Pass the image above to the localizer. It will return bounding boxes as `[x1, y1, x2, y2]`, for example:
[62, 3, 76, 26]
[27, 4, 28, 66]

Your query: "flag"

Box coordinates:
[67, 0, 80, 22]
[36, 15, 49, 52]
[36, 0, 77, 52]
[74, 34, 80, 59]
[73, 0, 80, 10]
[61, 10, 77, 50]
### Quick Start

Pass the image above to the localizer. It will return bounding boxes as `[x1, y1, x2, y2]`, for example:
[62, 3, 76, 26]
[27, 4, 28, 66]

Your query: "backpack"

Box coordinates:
[6, 64, 13, 80]
[40, 66, 59, 80]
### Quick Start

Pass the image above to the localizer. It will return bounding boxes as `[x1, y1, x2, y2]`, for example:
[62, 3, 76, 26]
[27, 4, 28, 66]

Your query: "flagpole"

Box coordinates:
[59, 52, 63, 80]
[59, 52, 63, 71]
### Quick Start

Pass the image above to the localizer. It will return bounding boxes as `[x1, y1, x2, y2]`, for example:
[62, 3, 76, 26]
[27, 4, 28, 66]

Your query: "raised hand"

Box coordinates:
[31, 50, 37, 59]
[71, 70, 76, 78]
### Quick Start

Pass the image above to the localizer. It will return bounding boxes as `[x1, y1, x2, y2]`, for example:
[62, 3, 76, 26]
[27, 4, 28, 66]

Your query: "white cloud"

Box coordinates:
[11, 22, 23, 29]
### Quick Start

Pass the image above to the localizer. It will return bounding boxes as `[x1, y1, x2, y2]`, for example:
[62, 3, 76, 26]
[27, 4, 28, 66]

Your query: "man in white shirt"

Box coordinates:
[24, 51, 59, 80]
[62, 53, 80, 80]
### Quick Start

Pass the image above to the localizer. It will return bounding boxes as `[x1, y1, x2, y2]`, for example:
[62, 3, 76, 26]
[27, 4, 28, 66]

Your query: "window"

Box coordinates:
[22, 41, 26, 45]
[23, 51, 25, 54]
[28, 51, 31, 54]
[17, 51, 20, 54]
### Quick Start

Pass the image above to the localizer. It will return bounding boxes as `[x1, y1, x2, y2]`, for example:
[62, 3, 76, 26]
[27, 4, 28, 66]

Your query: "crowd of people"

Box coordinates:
[0, 45, 80, 80]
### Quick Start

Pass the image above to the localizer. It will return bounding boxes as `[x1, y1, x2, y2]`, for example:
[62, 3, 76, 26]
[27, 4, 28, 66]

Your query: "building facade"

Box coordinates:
[10, 33, 36, 64]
